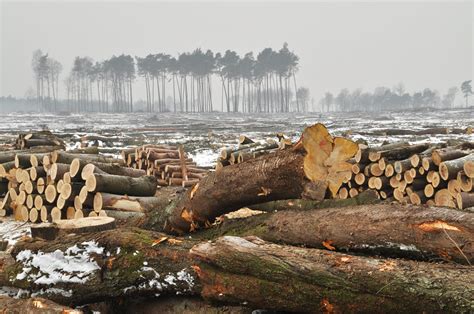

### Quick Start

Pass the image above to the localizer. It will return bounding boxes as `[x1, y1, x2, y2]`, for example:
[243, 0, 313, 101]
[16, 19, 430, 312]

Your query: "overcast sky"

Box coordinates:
[1, 1, 472, 103]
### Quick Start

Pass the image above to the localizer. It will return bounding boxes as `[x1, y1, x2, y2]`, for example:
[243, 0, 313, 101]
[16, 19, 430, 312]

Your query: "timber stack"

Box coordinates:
[15, 130, 65, 150]
[122, 144, 209, 187]
[0, 124, 473, 313]
[336, 141, 474, 209]
[0, 137, 160, 222]
[216, 133, 293, 170]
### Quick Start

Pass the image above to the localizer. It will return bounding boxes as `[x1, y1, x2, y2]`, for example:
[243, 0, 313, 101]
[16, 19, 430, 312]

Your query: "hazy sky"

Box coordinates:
[1, 1, 472, 102]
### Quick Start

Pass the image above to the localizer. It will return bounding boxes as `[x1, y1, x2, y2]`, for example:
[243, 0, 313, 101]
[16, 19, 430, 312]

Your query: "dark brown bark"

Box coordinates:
[190, 236, 473, 313]
[163, 149, 310, 234]
[201, 203, 474, 264]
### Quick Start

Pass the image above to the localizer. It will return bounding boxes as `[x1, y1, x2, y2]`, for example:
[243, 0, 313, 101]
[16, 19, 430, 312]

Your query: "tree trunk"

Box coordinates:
[162, 149, 310, 234]
[190, 236, 473, 313]
[202, 202, 474, 264]
[85, 173, 156, 196]
[4, 229, 472, 311]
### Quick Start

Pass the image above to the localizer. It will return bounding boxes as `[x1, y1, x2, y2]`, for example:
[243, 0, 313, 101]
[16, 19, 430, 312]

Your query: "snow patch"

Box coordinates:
[14, 241, 104, 285]
[0, 220, 31, 247]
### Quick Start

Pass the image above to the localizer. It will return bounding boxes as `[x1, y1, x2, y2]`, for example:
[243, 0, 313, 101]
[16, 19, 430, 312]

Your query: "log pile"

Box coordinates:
[336, 141, 474, 209]
[0, 144, 159, 222]
[14, 130, 65, 150]
[0, 124, 473, 312]
[122, 144, 209, 187]
[216, 133, 292, 170]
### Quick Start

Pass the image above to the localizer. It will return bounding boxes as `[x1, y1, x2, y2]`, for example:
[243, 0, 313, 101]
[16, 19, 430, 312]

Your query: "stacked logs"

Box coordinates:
[336, 141, 474, 209]
[122, 144, 209, 187]
[216, 134, 292, 170]
[15, 131, 65, 150]
[0, 149, 158, 222]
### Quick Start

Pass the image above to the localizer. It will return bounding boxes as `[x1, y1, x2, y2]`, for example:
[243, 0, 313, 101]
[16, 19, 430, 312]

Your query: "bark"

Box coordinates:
[30, 217, 116, 240]
[2, 228, 198, 306]
[52, 151, 125, 166]
[432, 148, 471, 166]
[80, 162, 145, 180]
[3, 228, 472, 312]
[190, 236, 473, 313]
[375, 144, 430, 162]
[199, 203, 474, 264]
[85, 173, 157, 196]
[439, 154, 474, 180]
[162, 149, 309, 234]
[247, 189, 380, 212]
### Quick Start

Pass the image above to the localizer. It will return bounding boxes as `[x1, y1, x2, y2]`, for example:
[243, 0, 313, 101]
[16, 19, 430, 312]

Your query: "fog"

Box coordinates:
[0, 0, 472, 107]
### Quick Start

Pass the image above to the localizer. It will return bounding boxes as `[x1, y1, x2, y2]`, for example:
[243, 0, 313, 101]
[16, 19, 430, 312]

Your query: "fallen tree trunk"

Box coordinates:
[190, 236, 473, 313]
[162, 124, 358, 234]
[3, 228, 472, 311]
[2, 228, 198, 306]
[161, 148, 309, 233]
[200, 203, 474, 264]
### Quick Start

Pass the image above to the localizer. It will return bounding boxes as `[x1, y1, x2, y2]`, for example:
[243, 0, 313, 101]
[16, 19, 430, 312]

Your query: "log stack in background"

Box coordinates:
[0, 135, 163, 223]
[336, 141, 474, 209]
[216, 133, 292, 170]
[122, 144, 209, 187]
[15, 130, 65, 150]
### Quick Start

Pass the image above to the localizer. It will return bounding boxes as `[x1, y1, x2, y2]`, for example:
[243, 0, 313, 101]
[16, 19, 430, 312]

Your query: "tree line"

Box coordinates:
[318, 81, 472, 112]
[30, 44, 308, 113]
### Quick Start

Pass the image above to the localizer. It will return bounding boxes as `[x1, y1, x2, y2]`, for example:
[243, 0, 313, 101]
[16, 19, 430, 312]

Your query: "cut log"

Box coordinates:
[3, 228, 471, 311]
[432, 148, 471, 166]
[30, 217, 116, 240]
[457, 171, 473, 192]
[48, 163, 70, 182]
[190, 236, 473, 313]
[439, 154, 474, 180]
[79, 162, 145, 180]
[160, 125, 356, 233]
[85, 173, 157, 196]
[51, 151, 125, 166]
[457, 192, 474, 210]
[465, 158, 474, 178]
[205, 203, 474, 264]
[371, 143, 429, 162]
[97, 192, 170, 213]
[0, 161, 15, 177]
[44, 185, 57, 204]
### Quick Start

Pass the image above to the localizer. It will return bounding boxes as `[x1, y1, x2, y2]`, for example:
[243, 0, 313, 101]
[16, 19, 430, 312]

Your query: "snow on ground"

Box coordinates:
[0, 109, 472, 167]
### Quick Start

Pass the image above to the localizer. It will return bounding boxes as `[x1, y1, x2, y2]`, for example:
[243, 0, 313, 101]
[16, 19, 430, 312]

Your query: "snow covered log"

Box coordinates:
[2, 228, 198, 306]
[2, 228, 472, 311]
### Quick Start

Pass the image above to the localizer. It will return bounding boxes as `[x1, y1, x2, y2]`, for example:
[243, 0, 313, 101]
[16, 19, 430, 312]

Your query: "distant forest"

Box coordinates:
[318, 81, 472, 112]
[0, 44, 472, 113]
[6, 44, 308, 114]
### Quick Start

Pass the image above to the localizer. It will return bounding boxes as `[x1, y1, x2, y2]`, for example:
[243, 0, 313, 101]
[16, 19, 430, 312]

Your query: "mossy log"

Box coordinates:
[190, 236, 473, 313]
[3, 228, 472, 311]
[199, 203, 474, 264]
[3, 228, 198, 306]
[246, 189, 380, 212]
